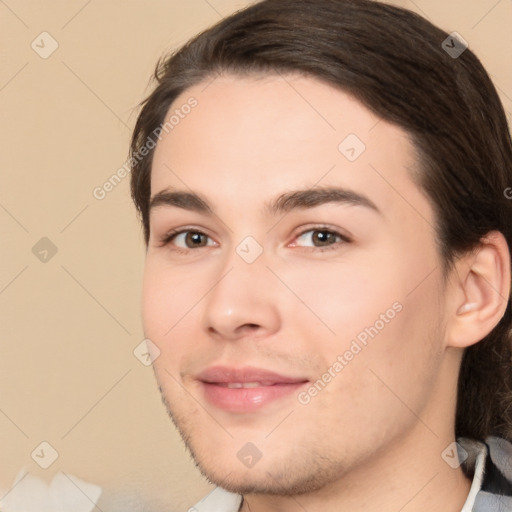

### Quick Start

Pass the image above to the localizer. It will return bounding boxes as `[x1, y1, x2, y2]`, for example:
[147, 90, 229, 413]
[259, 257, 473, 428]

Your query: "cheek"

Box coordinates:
[285, 253, 444, 377]
[289, 264, 445, 440]
[141, 262, 168, 339]
[141, 260, 198, 349]
[281, 257, 399, 344]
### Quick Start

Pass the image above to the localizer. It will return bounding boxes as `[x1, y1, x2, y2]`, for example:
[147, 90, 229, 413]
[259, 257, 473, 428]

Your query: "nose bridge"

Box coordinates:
[216, 231, 270, 292]
[201, 235, 280, 339]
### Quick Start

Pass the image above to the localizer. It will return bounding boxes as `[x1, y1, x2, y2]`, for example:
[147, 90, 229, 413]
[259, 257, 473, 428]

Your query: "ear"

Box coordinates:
[446, 231, 511, 348]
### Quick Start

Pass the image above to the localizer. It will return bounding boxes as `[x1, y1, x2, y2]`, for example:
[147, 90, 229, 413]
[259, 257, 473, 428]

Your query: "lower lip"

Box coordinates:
[200, 382, 308, 412]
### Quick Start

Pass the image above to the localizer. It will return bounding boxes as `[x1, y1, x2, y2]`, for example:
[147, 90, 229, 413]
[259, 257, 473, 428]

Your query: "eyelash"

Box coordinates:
[158, 226, 352, 255]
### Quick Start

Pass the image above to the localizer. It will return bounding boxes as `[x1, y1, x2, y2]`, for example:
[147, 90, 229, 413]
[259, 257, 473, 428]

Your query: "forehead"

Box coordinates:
[150, 73, 432, 223]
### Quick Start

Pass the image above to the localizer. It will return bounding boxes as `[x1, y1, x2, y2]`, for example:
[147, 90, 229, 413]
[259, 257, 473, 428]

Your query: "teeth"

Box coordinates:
[227, 382, 263, 389]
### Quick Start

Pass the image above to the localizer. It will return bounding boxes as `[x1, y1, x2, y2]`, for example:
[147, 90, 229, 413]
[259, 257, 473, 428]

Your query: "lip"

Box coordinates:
[196, 366, 309, 413]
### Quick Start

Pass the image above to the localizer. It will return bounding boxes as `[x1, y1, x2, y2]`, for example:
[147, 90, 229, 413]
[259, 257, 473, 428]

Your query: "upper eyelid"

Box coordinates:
[159, 227, 214, 246]
[295, 228, 350, 242]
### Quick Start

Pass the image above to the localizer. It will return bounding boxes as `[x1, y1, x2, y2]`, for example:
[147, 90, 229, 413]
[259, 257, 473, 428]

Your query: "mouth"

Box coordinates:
[217, 381, 280, 388]
[195, 366, 310, 413]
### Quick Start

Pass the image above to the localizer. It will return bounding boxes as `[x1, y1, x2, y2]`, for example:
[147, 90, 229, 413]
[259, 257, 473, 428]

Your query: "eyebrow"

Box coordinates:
[149, 186, 381, 217]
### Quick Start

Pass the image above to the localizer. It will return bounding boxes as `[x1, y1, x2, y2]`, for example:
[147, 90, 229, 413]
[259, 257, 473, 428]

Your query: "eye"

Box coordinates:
[159, 229, 216, 252]
[157, 226, 351, 254]
[291, 227, 351, 251]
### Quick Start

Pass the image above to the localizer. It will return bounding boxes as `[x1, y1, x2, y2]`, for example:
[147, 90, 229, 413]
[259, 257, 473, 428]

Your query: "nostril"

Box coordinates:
[238, 323, 261, 334]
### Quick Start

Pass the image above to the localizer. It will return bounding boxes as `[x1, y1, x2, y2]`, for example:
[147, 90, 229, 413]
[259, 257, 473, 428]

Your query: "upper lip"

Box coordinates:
[196, 366, 309, 385]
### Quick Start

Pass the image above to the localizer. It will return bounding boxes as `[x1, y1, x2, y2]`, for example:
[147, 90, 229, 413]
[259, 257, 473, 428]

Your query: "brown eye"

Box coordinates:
[160, 229, 216, 251]
[183, 232, 209, 248]
[294, 228, 349, 249]
[311, 230, 338, 246]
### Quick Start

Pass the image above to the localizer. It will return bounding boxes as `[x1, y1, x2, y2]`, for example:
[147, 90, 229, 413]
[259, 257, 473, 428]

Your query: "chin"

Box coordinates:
[179, 429, 347, 497]
[194, 457, 344, 496]
[159, 384, 353, 497]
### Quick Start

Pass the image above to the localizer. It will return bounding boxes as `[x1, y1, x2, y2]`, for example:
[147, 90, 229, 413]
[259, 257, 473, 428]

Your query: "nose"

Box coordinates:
[201, 247, 281, 342]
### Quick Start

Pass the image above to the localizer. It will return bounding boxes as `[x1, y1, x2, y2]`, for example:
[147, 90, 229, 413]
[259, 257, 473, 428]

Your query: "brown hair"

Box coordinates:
[130, 0, 512, 442]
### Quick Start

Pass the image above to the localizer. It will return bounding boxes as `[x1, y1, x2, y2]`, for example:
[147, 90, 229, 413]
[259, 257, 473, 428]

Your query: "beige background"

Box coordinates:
[0, 0, 511, 510]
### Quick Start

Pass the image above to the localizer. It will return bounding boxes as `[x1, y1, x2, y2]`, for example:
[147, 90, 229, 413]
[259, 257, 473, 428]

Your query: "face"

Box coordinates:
[142, 73, 451, 494]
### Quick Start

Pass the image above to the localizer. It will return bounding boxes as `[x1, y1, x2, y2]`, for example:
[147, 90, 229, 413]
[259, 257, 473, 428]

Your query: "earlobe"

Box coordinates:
[447, 231, 511, 349]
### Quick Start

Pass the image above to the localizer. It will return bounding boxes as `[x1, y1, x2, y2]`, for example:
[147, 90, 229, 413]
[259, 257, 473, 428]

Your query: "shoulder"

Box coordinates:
[459, 436, 512, 511]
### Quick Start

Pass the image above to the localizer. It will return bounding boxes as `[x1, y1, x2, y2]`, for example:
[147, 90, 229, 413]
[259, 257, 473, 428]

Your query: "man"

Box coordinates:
[129, 1, 512, 510]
